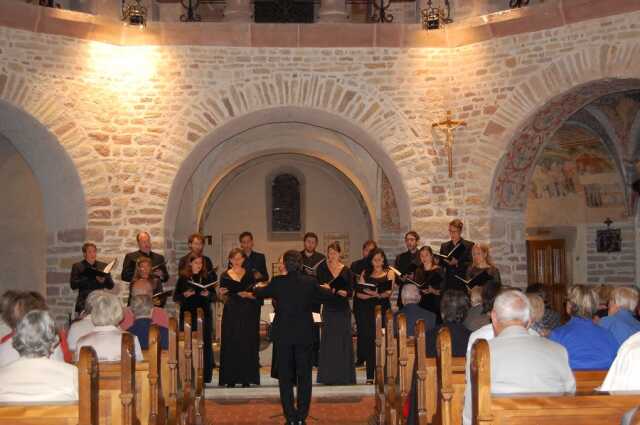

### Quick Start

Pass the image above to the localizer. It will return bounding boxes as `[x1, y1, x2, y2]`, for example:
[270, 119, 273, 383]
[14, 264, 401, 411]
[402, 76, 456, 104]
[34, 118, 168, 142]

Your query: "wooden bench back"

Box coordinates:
[435, 327, 465, 425]
[97, 334, 146, 425]
[374, 305, 386, 425]
[148, 325, 167, 425]
[192, 308, 206, 425]
[574, 370, 608, 392]
[385, 309, 399, 425]
[471, 338, 640, 425]
[396, 313, 416, 425]
[166, 317, 187, 425]
[0, 346, 99, 425]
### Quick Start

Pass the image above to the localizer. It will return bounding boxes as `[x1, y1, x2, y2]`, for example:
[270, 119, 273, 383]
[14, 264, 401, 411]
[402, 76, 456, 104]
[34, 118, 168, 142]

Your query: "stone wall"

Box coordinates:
[1, 5, 640, 320]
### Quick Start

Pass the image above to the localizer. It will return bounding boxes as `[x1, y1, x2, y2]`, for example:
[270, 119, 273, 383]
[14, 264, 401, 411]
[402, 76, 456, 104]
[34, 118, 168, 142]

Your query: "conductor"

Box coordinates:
[255, 250, 331, 425]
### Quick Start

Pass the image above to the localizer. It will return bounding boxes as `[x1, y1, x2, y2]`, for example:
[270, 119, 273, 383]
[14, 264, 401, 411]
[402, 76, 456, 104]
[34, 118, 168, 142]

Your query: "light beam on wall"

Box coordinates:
[87, 42, 159, 88]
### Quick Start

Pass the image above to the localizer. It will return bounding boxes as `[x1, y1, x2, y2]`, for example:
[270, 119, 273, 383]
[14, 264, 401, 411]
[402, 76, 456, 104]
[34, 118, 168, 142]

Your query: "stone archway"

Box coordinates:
[165, 106, 413, 270]
[0, 99, 87, 322]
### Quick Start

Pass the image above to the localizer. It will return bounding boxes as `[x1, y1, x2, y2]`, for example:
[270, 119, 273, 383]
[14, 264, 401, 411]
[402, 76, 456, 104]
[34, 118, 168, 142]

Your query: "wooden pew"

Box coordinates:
[396, 313, 417, 425]
[0, 346, 99, 425]
[374, 305, 386, 425]
[148, 325, 167, 425]
[433, 327, 465, 425]
[385, 309, 399, 425]
[120, 333, 137, 425]
[191, 308, 206, 425]
[574, 370, 608, 393]
[471, 338, 640, 425]
[167, 317, 187, 425]
[414, 320, 435, 425]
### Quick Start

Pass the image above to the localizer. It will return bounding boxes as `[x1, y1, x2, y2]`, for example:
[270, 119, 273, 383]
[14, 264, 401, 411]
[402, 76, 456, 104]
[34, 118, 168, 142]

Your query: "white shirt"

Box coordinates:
[0, 357, 78, 402]
[76, 326, 143, 362]
[600, 331, 640, 391]
[462, 324, 560, 425]
[66, 315, 95, 352]
[0, 337, 65, 368]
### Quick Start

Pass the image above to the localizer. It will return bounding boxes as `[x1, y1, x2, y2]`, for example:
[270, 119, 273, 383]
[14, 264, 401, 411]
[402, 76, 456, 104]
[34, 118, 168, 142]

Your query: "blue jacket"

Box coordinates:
[598, 309, 640, 345]
[549, 317, 618, 370]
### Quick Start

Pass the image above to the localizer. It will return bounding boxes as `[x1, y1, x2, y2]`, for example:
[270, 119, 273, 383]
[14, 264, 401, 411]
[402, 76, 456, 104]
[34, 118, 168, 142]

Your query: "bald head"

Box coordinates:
[491, 290, 531, 335]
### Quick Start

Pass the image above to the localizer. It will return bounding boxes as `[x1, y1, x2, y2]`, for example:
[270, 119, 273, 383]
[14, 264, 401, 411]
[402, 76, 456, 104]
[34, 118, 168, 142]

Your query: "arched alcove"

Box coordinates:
[0, 99, 87, 321]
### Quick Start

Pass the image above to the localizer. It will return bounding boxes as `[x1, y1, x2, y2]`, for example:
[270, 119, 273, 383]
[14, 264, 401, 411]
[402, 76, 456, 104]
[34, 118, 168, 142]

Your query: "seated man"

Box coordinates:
[0, 310, 78, 402]
[128, 295, 169, 350]
[395, 285, 435, 337]
[597, 286, 640, 345]
[76, 291, 143, 361]
[120, 279, 169, 330]
[462, 290, 575, 425]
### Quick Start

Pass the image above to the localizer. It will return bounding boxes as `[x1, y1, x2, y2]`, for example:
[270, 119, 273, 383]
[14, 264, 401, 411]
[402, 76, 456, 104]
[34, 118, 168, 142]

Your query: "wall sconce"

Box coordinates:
[122, 0, 147, 27]
[509, 0, 530, 8]
[181, 0, 202, 22]
[421, 0, 451, 30]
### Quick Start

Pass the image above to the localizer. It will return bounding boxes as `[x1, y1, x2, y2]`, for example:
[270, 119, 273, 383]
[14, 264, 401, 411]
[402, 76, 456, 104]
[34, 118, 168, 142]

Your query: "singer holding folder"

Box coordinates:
[316, 241, 355, 385]
[174, 253, 220, 383]
[438, 219, 474, 292]
[69, 242, 115, 315]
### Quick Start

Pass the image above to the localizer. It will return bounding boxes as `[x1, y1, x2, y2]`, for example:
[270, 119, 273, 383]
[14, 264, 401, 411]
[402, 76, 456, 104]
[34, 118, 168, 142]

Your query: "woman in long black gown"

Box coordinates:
[317, 242, 356, 385]
[413, 246, 444, 321]
[173, 254, 218, 383]
[219, 248, 260, 388]
[356, 248, 394, 384]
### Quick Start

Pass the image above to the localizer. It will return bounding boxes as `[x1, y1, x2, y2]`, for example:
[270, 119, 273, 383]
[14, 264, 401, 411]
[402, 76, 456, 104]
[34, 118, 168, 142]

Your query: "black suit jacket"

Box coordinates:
[439, 239, 474, 291]
[244, 251, 269, 283]
[69, 259, 115, 313]
[120, 250, 170, 283]
[255, 272, 331, 345]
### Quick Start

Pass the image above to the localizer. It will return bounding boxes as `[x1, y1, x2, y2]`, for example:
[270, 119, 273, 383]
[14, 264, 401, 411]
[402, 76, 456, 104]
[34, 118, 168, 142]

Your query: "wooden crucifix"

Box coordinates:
[432, 110, 467, 178]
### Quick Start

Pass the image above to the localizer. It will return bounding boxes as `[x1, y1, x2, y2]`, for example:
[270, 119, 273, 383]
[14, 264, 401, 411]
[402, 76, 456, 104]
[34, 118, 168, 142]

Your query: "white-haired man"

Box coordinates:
[597, 286, 640, 345]
[462, 290, 575, 425]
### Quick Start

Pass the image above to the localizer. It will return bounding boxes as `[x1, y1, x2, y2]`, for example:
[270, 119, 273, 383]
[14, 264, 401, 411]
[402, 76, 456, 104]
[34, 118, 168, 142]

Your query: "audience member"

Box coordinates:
[463, 286, 489, 332]
[76, 291, 143, 361]
[595, 284, 613, 319]
[426, 290, 471, 357]
[549, 285, 618, 370]
[0, 291, 66, 367]
[525, 283, 562, 333]
[128, 295, 169, 350]
[462, 290, 575, 425]
[120, 278, 169, 330]
[0, 290, 20, 339]
[395, 285, 435, 337]
[598, 287, 640, 345]
[67, 290, 99, 352]
[526, 293, 548, 336]
[0, 310, 78, 402]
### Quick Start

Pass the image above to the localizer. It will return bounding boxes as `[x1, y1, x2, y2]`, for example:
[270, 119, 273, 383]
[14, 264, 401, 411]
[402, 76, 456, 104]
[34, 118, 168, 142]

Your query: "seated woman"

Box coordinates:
[0, 291, 67, 367]
[76, 291, 143, 361]
[549, 284, 618, 370]
[120, 279, 169, 330]
[526, 293, 547, 336]
[128, 295, 169, 350]
[463, 286, 489, 332]
[0, 310, 78, 402]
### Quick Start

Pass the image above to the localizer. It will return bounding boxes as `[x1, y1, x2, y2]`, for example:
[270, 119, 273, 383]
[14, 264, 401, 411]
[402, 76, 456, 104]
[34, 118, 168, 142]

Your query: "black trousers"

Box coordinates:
[277, 342, 313, 422]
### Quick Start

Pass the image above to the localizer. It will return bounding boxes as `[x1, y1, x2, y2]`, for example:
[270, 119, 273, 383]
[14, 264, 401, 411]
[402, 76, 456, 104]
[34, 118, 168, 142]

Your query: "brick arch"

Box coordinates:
[484, 43, 640, 211]
[0, 76, 90, 321]
[164, 106, 414, 259]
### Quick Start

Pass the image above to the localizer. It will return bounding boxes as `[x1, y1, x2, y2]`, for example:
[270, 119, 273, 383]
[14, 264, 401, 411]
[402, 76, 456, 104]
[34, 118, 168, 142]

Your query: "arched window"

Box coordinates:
[271, 173, 301, 232]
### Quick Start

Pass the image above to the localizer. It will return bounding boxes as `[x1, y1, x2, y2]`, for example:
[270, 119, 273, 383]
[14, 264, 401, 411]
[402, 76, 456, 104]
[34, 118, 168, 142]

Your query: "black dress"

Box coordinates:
[173, 271, 218, 382]
[218, 269, 260, 387]
[357, 271, 393, 381]
[465, 265, 501, 288]
[316, 263, 356, 385]
[413, 266, 444, 319]
[350, 257, 368, 365]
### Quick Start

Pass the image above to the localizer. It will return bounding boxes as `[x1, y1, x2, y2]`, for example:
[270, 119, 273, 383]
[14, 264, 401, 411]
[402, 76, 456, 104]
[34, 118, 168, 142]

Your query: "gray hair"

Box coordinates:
[12, 310, 59, 358]
[567, 285, 598, 319]
[91, 291, 124, 326]
[131, 295, 153, 318]
[401, 284, 421, 305]
[493, 290, 531, 325]
[84, 290, 101, 315]
[610, 286, 639, 312]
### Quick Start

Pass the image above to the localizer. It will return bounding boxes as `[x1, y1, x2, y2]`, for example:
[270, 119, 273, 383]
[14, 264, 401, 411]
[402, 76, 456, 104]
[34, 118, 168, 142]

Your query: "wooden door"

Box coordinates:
[526, 239, 567, 315]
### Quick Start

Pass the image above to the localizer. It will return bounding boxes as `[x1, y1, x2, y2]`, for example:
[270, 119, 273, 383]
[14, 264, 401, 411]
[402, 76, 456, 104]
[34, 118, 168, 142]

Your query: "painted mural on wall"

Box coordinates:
[527, 127, 626, 227]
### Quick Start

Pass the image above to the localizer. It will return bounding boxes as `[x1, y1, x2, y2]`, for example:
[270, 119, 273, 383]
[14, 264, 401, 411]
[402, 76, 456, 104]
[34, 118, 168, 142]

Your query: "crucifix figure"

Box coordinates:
[432, 110, 467, 178]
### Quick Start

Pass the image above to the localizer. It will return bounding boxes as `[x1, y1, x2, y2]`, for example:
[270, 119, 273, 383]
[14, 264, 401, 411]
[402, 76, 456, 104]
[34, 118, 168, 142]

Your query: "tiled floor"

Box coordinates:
[204, 395, 375, 425]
